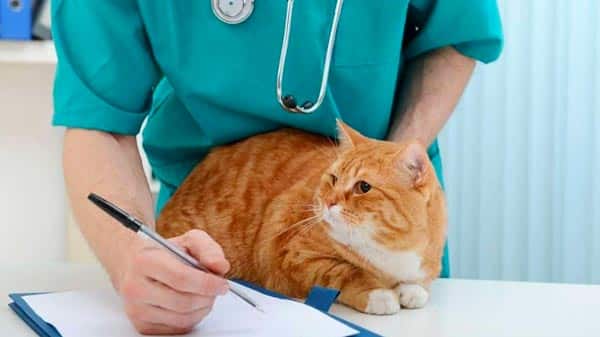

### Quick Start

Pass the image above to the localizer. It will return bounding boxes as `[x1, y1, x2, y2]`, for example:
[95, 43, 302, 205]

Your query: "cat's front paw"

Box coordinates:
[396, 284, 429, 309]
[364, 289, 400, 315]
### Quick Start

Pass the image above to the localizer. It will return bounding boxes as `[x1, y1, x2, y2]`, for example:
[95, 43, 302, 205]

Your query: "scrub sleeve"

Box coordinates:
[406, 0, 503, 277]
[51, 0, 160, 135]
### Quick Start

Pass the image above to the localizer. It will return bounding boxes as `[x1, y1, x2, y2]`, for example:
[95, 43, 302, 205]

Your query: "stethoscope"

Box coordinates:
[212, 0, 345, 114]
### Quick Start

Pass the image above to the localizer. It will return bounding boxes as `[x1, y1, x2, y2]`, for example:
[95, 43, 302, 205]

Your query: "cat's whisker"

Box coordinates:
[341, 209, 358, 218]
[340, 210, 360, 224]
[300, 202, 322, 210]
[285, 201, 319, 209]
[340, 209, 356, 216]
[302, 207, 321, 214]
[288, 213, 323, 238]
[297, 204, 319, 209]
[284, 214, 320, 230]
[296, 208, 319, 214]
[288, 203, 321, 211]
[256, 215, 321, 245]
[296, 218, 322, 238]
[289, 204, 321, 215]
[283, 219, 322, 243]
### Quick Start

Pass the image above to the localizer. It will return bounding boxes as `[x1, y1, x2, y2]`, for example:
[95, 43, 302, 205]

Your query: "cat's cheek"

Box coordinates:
[395, 284, 429, 309]
[363, 289, 401, 315]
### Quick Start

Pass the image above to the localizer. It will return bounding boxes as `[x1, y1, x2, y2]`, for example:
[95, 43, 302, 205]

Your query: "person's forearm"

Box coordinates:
[63, 129, 154, 289]
[388, 47, 475, 146]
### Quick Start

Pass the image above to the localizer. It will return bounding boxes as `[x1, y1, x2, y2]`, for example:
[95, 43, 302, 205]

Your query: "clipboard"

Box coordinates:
[9, 282, 382, 337]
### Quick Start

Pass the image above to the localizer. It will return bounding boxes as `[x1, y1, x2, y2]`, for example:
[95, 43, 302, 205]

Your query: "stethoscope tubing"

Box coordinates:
[276, 0, 345, 114]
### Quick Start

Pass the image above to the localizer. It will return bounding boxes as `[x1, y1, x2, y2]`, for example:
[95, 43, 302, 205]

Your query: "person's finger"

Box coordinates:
[127, 302, 211, 331]
[173, 229, 231, 275]
[138, 248, 228, 296]
[132, 320, 191, 336]
[139, 277, 216, 313]
[121, 275, 216, 313]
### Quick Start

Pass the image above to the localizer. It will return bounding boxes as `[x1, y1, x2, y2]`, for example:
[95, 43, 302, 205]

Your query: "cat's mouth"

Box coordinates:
[321, 205, 348, 228]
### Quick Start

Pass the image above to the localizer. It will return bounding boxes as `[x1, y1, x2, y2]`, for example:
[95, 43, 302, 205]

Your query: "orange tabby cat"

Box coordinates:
[157, 121, 447, 314]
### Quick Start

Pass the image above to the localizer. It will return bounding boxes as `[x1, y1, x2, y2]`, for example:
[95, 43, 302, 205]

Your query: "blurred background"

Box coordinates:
[0, 0, 598, 284]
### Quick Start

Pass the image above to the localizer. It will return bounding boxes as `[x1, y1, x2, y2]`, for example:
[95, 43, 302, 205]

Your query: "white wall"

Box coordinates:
[0, 43, 155, 265]
[0, 55, 66, 263]
[439, 0, 600, 284]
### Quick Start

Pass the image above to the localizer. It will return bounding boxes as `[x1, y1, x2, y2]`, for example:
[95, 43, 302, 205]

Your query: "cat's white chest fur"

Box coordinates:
[323, 206, 425, 282]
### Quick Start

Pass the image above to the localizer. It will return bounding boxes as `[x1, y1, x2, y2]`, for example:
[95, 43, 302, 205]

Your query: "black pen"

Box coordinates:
[87, 193, 263, 313]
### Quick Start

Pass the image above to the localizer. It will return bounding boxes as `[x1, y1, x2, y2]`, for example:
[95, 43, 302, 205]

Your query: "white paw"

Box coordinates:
[364, 289, 400, 315]
[396, 284, 429, 309]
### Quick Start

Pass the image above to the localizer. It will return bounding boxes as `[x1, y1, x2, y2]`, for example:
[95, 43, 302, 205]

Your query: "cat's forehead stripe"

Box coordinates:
[339, 155, 384, 179]
[351, 165, 361, 178]
[342, 156, 365, 174]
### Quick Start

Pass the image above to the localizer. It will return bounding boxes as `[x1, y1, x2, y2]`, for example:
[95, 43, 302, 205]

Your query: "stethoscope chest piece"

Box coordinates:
[212, 0, 254, 24]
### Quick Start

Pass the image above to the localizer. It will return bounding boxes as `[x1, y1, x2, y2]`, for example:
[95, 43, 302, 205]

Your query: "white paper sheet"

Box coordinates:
[23, 283, 358, 337]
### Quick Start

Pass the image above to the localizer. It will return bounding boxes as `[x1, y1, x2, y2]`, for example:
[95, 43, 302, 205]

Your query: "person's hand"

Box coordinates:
[118, 229, 230, 335]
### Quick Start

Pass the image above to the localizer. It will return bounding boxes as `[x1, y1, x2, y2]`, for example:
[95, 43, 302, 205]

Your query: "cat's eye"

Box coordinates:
[330, 174, 338, 186]
[354, 180, 371, 194]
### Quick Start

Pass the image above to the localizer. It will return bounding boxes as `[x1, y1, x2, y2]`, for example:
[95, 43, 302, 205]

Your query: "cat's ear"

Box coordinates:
[398, 142, 429, 187]
[336, 119, 367, 150]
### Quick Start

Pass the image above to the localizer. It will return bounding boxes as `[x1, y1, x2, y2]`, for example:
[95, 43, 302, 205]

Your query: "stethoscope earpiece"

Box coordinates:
[301, 101, 314, 110]
[281, 95, 316, 113]
[282, 95, 297, 110]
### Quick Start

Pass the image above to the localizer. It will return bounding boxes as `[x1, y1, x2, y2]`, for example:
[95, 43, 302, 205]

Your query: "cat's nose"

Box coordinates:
[325, 199, 337, 208]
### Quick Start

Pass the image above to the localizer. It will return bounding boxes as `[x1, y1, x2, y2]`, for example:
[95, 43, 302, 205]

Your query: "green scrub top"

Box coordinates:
[51, 0, 503, 279]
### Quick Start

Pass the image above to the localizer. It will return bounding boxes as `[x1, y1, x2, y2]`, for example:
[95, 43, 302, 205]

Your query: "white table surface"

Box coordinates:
[0, 41, 56, 64]
[2, 262, 600, 337]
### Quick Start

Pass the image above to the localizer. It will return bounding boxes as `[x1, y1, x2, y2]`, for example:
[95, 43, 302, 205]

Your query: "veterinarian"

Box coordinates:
[53, 1, 503, 334]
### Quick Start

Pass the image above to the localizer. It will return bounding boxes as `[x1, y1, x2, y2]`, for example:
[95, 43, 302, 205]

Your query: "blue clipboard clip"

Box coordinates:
[0, 0, 32, 40]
